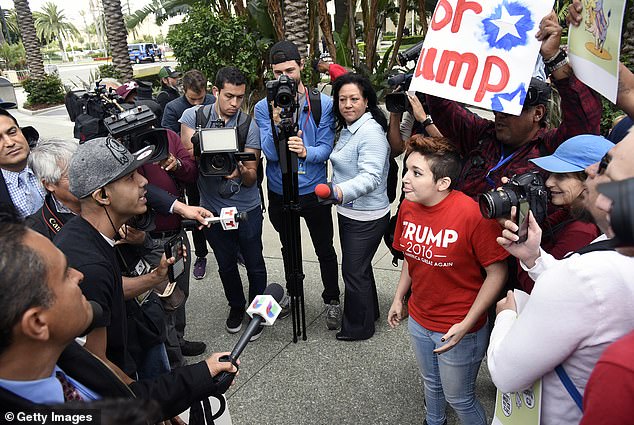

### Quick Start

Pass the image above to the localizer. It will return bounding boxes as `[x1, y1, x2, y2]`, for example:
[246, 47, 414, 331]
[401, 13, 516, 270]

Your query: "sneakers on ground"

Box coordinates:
[193, 257, 207, 280]
[226, 306, 245, 333]
[278, 294, 291, 319]
[180, 339, 207, 356]
[325, 300, 343, 330]
[249, 325, 264, 342]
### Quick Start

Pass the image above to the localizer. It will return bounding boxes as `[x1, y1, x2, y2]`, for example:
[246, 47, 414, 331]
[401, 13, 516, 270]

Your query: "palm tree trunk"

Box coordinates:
[101, 0, 133, 81]
[267, 0, 284, 41]
[283, 0, 309, 58]
[317, 0, 337, 59]
[13, 0, 44, 78]
[389, 0, 408, 69]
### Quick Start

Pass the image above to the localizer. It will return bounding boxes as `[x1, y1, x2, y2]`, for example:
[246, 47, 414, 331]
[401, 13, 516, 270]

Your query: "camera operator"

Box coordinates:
[54, 137, 211, 383]
[0, 209, 238, 419]
[162, 69, 216, 281]
[254, 40, 342, 329]
[426, 12, 601, 199]
[487, 129, 634, 424]
[0, 108, 45, 218]
[135, 125, 207, 363]
[180, 66, 267, 339]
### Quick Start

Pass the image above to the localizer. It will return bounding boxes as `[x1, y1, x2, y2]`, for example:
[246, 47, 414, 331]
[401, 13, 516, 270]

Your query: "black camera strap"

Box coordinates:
[41, 196, 67, 236]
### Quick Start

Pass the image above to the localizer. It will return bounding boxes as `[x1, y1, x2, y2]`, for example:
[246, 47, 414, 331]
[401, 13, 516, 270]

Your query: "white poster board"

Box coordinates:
[409, 0, 554, 116]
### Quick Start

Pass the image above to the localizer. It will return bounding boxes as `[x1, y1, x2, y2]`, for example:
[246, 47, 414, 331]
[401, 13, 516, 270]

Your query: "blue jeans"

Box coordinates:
[205, 207, 267, 308]
[408, 317, 488, 425]
[136, 343, 170, 380]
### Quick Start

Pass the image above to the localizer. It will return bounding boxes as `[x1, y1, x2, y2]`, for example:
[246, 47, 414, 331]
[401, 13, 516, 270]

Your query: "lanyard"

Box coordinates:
[485, 150, 516, 188]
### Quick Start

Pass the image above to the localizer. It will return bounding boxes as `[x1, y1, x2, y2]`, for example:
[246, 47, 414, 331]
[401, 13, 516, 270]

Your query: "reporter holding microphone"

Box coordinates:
[322, 73, 390, 341]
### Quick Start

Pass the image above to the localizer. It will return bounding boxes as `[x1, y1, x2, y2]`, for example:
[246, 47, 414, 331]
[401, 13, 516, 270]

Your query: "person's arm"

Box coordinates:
[617, 62, 634, 119]
[304, 95, 335, 164]
[407, 93, 442, 138]
[434, 260, 507, 354]
[164, 128, 198, 183]
[161, 102, 181, 134]
[121, 253, 173, 299]
[388, 112, 406, 156]
[335, 124, 390, 204]
[225, 147, 259, 187]
[254, 99, 279, 162]
[146, 183, 177, 215]
[83, 327, 134, 385]
[388, 262, 413, 328]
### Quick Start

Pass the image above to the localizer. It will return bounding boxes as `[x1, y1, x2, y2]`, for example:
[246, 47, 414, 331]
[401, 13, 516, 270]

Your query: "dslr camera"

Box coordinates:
[194, 122, 256, 177]
[479, 172, 548, 241]
[266, 74, 297, 112]
[385, 73, 427, 114]
[102, 104, 169, 163]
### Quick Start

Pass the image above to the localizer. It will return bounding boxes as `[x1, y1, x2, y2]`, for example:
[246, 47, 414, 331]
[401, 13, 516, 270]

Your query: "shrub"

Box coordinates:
[98, 64, 121, 80]
[0, 42, 26, 70]
[167, 5, 266, 91]
[22, 74, 64, 108]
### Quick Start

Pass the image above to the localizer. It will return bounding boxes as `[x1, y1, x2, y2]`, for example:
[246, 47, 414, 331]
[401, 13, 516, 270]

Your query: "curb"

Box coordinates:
[18, 104, 67, 116]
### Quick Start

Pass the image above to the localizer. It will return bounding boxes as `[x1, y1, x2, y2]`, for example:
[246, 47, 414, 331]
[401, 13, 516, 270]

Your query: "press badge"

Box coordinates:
[297, 159, 306, 175]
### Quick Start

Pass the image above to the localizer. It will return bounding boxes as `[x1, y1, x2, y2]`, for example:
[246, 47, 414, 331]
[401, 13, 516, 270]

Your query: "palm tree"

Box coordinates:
[13, 0, 44, 78]
[33, 2, 79, 62]
[102, 0, 133, 81]
[283, 0, 309, 58]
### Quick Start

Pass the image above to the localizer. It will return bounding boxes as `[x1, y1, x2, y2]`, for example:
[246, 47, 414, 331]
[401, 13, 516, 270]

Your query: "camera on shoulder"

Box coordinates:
[195, 126, 256, 177]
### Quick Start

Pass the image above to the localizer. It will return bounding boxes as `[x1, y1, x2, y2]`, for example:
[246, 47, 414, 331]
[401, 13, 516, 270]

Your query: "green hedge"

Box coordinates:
[22, 75, 64, 107]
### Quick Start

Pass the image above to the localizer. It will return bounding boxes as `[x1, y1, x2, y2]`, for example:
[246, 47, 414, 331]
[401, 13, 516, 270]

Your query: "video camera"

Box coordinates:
[194, 122, 256, 177]
[385, 72, 427, 114]
[479, 172, 548, 221]
[598, 178, 634, 246]
[397, 41, 424, 67]
[71, 80, 124, 141]
[103, 104, 169, 163]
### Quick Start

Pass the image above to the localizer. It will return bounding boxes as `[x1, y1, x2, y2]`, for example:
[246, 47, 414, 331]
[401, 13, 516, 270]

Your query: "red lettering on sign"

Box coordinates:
[414, 48, 438, 81]
[475, 56, 509, 102]
[436, 51, 478, 89]
[431, 0, 483, 33]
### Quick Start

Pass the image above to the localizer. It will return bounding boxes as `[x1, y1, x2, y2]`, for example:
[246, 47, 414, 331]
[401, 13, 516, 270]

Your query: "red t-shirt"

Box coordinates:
[393, 191, 508, 333]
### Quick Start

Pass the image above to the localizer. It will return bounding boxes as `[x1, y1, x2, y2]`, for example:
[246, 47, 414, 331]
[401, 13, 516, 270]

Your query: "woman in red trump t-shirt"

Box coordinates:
[388, 136, 508, 425]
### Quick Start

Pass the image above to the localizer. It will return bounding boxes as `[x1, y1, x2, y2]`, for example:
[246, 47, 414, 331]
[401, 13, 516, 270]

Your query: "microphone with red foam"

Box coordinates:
[314, 182, 340, 205]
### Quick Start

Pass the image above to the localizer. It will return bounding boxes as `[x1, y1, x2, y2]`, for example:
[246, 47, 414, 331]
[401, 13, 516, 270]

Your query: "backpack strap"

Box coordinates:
[195, 103, 213, 128]
[235, 110, 251, 151]
[308, 88, 322, 127]
[567, 238, 616, 257]
[555, 364, 583, 412]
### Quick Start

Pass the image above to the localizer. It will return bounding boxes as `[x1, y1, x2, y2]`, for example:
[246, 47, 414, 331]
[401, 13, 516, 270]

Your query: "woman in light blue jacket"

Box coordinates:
[329, 73, 390, 341]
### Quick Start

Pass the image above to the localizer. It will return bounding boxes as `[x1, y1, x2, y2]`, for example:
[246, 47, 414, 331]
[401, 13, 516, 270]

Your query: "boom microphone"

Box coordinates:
[212, 283, 285, 393]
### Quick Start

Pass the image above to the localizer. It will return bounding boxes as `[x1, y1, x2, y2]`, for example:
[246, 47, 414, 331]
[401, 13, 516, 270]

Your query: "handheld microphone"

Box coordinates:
[212, 283, 284, 393]
[182, 207, 248, 230]
[315, 182, 339, 205]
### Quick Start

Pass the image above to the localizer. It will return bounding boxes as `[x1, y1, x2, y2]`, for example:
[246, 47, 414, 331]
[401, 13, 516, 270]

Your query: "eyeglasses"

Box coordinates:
[597, 152, 611, 175]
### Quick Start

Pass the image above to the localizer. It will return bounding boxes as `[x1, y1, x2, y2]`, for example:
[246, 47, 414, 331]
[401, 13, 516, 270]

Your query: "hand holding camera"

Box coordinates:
[496, 207, 543, 268]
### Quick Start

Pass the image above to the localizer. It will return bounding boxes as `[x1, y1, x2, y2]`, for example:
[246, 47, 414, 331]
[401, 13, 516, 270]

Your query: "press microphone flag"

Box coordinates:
[246, 290, 283, 326]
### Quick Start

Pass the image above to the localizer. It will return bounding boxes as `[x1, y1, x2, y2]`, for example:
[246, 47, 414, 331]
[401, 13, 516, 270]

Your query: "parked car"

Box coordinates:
[128, 43, 156, 64]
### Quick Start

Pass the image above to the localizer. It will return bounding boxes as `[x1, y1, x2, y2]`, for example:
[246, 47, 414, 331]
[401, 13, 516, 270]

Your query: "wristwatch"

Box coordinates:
[420, 115, 434, 127]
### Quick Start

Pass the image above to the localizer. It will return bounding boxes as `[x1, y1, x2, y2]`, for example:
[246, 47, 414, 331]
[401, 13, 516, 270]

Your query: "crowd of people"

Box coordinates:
[0, 0, 633, 423]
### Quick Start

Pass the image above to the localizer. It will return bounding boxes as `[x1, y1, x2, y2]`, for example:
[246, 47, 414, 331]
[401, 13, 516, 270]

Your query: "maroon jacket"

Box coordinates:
[139, 128, 198, 232]
[427, 75, 602, 198]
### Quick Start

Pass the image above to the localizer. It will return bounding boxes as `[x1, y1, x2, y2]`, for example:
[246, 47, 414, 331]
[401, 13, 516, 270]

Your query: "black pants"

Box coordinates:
[337, 212, 389, 340]
[186, 182, 210, 257]
[267, 191, 340, 304]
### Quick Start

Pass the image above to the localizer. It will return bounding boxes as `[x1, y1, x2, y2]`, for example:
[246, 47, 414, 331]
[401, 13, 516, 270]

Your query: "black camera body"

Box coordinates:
[194, 123, 256, 177]
[266, 75, 297, 112]
[386, 91, 427, 114]
[397, 41, 424, 66]
[478, 171, 548, 223]
[103, 104, 169, 163]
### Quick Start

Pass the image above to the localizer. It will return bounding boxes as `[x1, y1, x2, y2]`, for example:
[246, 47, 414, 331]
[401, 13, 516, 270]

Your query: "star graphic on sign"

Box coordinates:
[482, 1, 534, 51]
[490, 83, 527, 114]
[490, 6, 523, 42]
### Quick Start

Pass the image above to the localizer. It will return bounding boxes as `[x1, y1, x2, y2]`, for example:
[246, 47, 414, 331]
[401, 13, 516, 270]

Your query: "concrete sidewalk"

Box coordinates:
[15, 108, 498, 425]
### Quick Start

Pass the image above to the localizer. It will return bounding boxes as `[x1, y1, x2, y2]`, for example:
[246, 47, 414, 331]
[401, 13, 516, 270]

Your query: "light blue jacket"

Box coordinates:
[330, 112, 390, 210]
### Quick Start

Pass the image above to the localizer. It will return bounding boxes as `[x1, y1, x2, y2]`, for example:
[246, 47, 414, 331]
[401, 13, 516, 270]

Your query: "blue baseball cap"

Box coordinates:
[530, 134, 615, 173]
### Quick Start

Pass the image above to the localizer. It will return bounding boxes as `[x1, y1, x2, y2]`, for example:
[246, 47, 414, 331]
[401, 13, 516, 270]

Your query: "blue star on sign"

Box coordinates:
[491, 83, 527, 113]
[482, 1, 533, 51]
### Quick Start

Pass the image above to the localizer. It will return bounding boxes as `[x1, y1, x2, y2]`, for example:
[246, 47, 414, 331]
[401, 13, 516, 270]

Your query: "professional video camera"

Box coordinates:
[103, 104, 168, 163]
[479, 172, 548, 221]
[385, 72, 427, 114]
[193, 121, 256, 177]
[397, 40, 424, 67]
[70, 80, 124, 141]
[598, 178, 634, 246]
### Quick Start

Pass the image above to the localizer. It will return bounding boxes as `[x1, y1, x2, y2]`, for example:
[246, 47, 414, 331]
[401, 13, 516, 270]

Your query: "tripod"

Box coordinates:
[268, 103, 307, 342]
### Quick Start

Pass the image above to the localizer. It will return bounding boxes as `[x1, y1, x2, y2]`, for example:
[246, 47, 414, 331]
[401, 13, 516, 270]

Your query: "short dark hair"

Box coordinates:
[405, 136, 462, 189]
[0, 206, 53, 355]
[182, 69, 208, 94]
[215, 66, 247, 90]
[0, 108, 19, 126]
[332, 73, 388, 132]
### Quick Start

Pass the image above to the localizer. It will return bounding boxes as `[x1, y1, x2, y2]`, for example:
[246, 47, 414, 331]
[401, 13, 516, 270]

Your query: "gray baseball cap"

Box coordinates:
[69, 136, 155, 199]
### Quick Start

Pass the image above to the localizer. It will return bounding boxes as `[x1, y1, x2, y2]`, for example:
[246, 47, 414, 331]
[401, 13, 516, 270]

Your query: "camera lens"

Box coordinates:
[479, 190, 513, 219]
[211, 154, 228, 170]
[276, 87, 294, 109]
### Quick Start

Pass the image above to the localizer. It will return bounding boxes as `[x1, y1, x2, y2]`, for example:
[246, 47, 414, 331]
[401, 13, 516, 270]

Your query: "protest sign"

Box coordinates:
[409, 0, 554, 116]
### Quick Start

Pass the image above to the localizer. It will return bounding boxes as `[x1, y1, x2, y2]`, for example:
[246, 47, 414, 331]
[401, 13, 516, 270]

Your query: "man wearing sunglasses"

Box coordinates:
[425, 12, 602, 199]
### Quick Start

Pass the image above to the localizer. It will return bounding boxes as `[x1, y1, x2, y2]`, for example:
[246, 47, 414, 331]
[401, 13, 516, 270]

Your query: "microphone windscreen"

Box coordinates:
[315, 183, 332, 198]
[263, 283, 285, 302]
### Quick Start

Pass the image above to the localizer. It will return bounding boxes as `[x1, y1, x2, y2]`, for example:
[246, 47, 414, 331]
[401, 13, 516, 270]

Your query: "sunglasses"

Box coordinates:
[597, 152, 611, 175]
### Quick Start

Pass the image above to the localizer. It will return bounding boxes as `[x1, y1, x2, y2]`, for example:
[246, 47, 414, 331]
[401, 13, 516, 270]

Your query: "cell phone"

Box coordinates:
[516, 200, 530, 244]
[164, 235, 185, 283]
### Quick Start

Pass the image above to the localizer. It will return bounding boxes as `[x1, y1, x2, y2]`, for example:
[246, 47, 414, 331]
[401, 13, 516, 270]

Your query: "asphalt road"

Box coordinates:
[55, 60, 178, 88]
